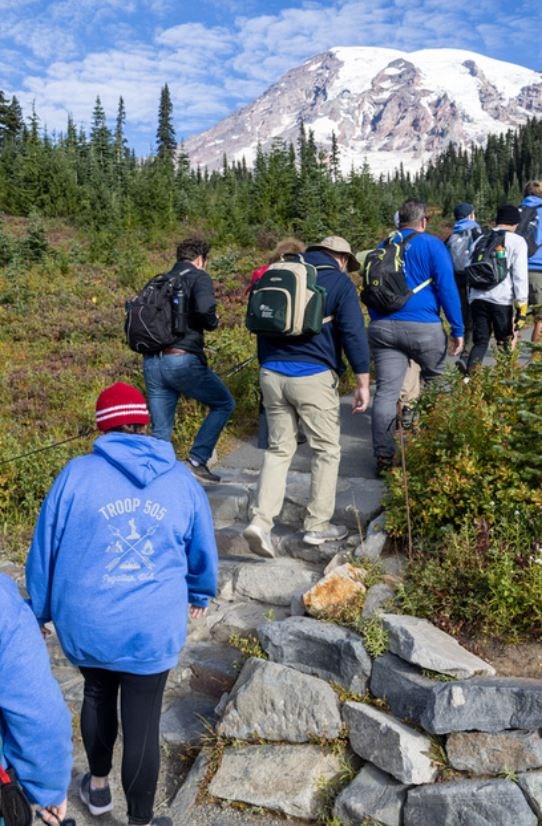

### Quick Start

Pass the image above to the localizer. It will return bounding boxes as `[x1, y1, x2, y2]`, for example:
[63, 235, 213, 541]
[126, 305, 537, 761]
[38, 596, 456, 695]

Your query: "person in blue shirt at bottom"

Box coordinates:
[0, 573, 72, 825]
[26, 382, 218, 826]
[243, 236, 371, 557]
[366, 199, 464, 474]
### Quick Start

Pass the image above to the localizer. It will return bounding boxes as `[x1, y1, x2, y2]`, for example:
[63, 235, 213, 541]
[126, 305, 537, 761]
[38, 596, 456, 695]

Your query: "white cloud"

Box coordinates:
[1, 0, 538, 153]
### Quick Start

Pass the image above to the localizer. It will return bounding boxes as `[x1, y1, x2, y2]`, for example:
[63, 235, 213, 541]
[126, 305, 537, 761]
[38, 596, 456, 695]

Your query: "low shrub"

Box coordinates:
[387, 346, 542, 641]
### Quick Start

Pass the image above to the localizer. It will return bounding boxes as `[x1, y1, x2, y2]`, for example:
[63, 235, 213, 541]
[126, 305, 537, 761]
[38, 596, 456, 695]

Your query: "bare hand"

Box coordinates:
[449, 336, 464, 357]
[36, 799, 67, 824]
[189, 606, 207, 619]
[352, 385, 370, 414]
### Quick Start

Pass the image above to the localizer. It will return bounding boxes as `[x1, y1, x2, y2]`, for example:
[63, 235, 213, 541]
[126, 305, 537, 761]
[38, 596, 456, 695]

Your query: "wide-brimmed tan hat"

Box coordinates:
[307, 235, 360, 272]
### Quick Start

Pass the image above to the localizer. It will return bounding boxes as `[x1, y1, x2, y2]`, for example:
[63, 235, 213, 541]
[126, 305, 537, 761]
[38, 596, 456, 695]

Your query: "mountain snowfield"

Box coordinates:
[182, 46, 542, 176]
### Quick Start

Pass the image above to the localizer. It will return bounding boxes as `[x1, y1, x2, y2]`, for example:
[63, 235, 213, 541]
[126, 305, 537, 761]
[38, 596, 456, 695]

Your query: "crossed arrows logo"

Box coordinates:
[105, 523, 158, 572]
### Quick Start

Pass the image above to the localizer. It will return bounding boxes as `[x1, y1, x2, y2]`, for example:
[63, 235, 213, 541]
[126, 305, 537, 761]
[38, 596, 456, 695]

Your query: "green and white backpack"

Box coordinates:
[246, 254, 332, 337]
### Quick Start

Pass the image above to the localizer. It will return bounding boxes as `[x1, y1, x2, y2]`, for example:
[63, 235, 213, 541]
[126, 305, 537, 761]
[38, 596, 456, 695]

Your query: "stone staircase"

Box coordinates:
[35, 427, 388, 826]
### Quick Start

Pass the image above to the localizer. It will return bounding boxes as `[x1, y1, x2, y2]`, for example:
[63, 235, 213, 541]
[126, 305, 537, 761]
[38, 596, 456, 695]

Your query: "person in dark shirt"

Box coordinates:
[243, 236, 370, 556]
[143, 237, 235, 482]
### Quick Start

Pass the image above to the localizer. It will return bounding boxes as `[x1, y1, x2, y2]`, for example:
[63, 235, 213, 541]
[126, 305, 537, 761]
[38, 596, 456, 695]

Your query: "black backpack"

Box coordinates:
[464, 229, 508, 290]
[361, 231, 432, 315]
[516, 205, 540, 258]
[124, 268, 191, 354]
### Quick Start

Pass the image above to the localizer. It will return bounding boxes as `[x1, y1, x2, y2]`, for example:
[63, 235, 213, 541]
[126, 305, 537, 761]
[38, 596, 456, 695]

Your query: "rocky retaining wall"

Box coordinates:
[173, 608, 542, 825]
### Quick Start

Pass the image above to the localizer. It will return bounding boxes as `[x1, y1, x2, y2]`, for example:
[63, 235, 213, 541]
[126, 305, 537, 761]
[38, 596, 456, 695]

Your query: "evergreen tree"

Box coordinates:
[156, 84, 176, 161]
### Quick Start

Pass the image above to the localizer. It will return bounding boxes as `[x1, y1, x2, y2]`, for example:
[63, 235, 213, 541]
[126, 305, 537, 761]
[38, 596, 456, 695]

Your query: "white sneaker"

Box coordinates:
[243, 524, 276, 558]
[303, 524, 348, 546]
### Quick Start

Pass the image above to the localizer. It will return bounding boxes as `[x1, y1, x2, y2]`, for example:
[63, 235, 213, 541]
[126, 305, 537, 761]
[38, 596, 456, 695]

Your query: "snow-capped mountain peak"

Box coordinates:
[182, 47, 542, 176]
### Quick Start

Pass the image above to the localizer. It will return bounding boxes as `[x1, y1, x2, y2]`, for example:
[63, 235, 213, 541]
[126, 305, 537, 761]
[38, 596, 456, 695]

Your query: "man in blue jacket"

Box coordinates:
[519, 180, 542, 343]
[243, 236, 371, 556]
[0, 574, 72, 825]
[26, 382, 218, 826]
[367, 199, 464, 473]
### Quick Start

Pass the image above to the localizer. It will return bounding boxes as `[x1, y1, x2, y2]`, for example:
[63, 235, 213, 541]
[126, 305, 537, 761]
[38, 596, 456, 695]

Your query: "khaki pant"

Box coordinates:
[251, 368, 341, 532]
[399, 360, 421, 406]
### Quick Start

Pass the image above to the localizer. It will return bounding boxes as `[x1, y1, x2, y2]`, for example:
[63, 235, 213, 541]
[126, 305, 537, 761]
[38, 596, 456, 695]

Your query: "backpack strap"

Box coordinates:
[314, 265, 337, 325]
[411, 277, 433, 294]
[387, 232, 432, 295]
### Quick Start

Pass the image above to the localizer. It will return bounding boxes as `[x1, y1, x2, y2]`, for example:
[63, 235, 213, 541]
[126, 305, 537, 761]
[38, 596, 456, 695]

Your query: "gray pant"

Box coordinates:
[369, 320, 447, 458]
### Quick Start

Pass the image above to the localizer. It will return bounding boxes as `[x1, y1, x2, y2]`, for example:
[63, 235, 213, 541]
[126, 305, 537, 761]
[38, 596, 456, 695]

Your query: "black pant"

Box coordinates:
[467, 299, 513, 371]
[80, 667, 169, 825]
[454, 274, 473, 357]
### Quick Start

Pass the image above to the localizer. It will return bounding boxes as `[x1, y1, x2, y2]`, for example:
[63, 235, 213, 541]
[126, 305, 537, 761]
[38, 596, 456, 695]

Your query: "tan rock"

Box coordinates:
[303, 563, 366, 616]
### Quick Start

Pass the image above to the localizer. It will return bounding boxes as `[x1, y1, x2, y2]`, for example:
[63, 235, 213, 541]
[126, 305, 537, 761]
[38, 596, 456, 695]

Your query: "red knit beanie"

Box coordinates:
[95, 382, 150, 432]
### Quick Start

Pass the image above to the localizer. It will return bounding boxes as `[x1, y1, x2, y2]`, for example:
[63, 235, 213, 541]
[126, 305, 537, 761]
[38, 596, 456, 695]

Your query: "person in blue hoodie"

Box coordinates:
[243, 235, 370, 557]
[519, 180, 542, 343]
[26, 382, 218, 826]
[0, 573, 72, 825]
[445, 202, 483, 369]
[366, 199, 464, 473]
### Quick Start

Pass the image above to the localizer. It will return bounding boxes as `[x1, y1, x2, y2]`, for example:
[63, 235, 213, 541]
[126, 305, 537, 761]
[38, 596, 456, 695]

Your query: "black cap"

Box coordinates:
[495, 204, 521, 226]
[453, 202, 475, 220]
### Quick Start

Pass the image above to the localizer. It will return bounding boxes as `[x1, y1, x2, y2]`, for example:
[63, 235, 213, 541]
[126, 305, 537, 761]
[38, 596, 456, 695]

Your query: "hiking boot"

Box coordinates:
[302, 524, 348, 546]
[375, 455, 394, 477]
[243, 524, 276, 558]
[79, 773, 113, 816]
[128, 819, 172, 826]
[186, 457, 221, 483]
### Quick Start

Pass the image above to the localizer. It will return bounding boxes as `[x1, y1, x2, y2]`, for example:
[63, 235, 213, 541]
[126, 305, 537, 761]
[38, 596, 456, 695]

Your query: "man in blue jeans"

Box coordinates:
[143, 237, 235, 482]
[366, 200, 464, 473]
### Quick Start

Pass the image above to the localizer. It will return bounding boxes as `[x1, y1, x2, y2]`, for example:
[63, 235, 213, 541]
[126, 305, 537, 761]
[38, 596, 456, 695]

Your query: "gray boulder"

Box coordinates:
[518, 769, 542, 818]
[179, 640, 244, 698]
[334, 478, 386, 529]
[233, 558, 320, 606]
[205, 483, 249, 526]
[160, 692, 218, 748]
[208, 743, 343, 820]
[355, 531, 388, 562]
[343, 701, 438, 785]
[206, 601, 289, 643]
[447, 730, 542, 774]
[333, 763, 410, 826]
[169, 751, 210, 819]
[281, 533, 342, 564]
[258, 615, 372, 693]
[362, 583, 396, 618]
[371, 653, 542, 734]
[404, 778, 537, 825]
[217, 658, 342, 742]
[380, 614, 495, 678]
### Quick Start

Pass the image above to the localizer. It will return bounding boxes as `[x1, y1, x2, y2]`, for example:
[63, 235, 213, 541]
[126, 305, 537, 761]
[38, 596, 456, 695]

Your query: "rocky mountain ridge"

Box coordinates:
[182, 46, 542, 176]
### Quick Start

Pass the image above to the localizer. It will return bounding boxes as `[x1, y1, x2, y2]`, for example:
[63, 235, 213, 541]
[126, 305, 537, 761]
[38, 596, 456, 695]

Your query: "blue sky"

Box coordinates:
[1, 0, 540, 155]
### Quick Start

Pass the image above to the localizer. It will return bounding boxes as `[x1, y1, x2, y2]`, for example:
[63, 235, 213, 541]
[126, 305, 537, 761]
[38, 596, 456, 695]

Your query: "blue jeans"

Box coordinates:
[369, 320, 447, 459]
[143, 353, 235, 463]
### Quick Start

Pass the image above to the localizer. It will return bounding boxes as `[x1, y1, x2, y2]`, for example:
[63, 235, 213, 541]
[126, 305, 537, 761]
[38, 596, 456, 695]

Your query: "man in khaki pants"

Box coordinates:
[243, 236, 371, 557]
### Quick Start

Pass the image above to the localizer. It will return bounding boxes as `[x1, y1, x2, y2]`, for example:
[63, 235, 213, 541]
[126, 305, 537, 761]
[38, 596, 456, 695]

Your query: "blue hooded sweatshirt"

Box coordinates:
[26, 433, 218, 675]
[519, 195, 542, 270]
[0, 575, 72, 806]
[367, 230, 464, 337]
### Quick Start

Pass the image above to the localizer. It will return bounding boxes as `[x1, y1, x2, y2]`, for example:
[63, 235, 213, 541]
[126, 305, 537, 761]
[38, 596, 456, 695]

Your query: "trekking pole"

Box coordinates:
[219, 354, 257, 379]
[0, 426, 94, 467]
[397, 401, 413, 561]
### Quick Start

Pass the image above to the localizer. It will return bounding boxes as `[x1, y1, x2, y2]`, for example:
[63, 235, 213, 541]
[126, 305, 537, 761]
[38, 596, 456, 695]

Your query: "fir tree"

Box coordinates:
[156, 84, 176, 161]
